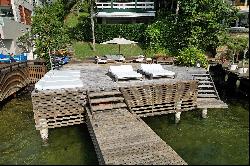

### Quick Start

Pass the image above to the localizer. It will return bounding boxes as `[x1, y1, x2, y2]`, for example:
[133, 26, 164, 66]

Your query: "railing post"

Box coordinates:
[111, 0, 113, 9]
[135, 0, 137, 8]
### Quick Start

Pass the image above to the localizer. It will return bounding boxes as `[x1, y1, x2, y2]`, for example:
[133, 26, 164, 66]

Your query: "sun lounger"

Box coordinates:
[108, 65, 143, 81]
[105, 54, 125, 62]
[95, 56, 107, 64]
[139, 64, 176, 79]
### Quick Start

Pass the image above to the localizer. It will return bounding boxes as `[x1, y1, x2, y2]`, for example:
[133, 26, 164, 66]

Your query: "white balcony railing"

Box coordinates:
[96, 2, 154, 10]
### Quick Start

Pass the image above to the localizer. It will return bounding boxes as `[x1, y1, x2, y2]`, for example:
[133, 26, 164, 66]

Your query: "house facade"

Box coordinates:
[95, 0, 156, 24]
[230, 0, 249, 28]
[0, 0, 33, 55]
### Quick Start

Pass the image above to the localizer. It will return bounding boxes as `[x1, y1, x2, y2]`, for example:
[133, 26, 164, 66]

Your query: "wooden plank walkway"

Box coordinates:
[86, 108, 187, 165]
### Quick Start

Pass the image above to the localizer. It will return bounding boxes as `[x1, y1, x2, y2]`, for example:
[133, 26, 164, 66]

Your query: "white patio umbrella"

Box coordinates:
[101, 37, 138, 54]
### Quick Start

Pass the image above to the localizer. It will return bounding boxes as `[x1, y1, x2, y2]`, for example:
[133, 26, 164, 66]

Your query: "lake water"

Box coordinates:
[0, 75, 248, 165]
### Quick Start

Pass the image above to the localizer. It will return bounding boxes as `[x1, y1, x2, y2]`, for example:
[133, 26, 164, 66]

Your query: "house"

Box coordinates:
[0, 0, 33, 55]
[229, 0, 249, 29]
[95, 0, 156, 24]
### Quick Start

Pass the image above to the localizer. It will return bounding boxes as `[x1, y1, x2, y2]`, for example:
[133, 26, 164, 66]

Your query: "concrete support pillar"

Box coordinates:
[236, 18, 239, 27]
[175, 100, 182, 123]
[202, 108, 208, 118]
[39, 119, 48, 144]
[102, 18, 106, 24]
[175, 112, 181, 124]
[207, 64, 210, 71]
[111, 0, 113, 9]
[132, 18, 136, 24]
[225, 74, 228, 82]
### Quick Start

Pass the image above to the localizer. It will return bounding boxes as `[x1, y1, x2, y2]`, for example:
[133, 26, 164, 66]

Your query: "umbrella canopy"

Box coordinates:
[101, 37, 138, 54]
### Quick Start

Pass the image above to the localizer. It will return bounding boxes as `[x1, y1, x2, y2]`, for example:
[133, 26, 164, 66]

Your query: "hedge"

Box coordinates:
[70, 20, 147, 43]
[95, 23, 147, 43]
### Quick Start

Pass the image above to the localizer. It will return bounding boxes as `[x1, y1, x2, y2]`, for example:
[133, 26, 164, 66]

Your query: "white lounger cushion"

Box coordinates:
[44, 70, 81, 78]
[35, 80, 83, 90]
[109, 65, 142, 79]
[35, 70, 83, 90]
[140, 64, 175, 77]
[40, 77, 80, 82]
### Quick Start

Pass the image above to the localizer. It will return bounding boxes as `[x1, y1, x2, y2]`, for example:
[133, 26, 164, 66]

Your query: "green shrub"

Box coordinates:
[70, 22, 147, 43]
[176, 47, 208, 68]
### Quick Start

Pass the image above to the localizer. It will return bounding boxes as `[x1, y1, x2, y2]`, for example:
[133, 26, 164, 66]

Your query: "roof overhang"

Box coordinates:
[95, 11, 155, 18]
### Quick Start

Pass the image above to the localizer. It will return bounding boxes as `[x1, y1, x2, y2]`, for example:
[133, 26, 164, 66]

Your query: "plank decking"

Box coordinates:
[86, 107, 187, 165]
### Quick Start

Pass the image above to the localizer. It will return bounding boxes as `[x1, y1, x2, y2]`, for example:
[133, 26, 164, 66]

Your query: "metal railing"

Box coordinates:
[96, 2, 154, 10]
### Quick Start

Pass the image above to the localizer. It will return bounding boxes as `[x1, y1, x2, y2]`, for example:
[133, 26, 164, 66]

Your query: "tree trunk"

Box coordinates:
[175, 0, 179, 23]
[90, 1, 96, 51]
[171, 0, 174, 10]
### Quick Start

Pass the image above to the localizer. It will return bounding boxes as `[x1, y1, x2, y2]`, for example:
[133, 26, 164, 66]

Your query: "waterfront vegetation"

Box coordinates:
[23, 0, 249, 68]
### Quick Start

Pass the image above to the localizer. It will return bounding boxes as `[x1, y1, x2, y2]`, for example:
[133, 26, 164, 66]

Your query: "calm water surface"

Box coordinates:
[0, 82, 249, 165]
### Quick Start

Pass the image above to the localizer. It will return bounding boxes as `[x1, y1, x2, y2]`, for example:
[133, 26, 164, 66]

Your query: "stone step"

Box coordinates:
[198, 81, 212, 84]
[192, 73, 209, 76]
[90, 97, 125, 104]
[198, 90, 216, 93]
[92, 103, 127, 111]
[198, 94, 217, 98]
[194, 77, 209, 80]
[198, 85, 213, 88]
[89, 91, 122, 98]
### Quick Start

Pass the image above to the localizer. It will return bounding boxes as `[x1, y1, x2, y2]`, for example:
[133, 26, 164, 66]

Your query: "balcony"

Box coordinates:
[96, 1, 154, 12]
[95, 1, 155, 18]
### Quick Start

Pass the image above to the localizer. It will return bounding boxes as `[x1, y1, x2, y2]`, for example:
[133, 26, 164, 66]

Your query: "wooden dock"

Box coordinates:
[86, 107, 187, 165]
[31, 63, 229, 164]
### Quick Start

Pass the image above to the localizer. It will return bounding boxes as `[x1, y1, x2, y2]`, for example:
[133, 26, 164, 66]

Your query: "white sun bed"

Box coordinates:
[35, 79, 83, 90]
[95, 56, 107, 64]
[140, 64, 176, 79]
[108, 65, 143, 81]
[35, 70, 83, 90]
[44, 70, 81, 78]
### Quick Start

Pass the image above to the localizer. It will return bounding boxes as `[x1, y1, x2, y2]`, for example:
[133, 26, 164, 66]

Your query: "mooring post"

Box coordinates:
[175, 101, 182, 123]
[202, 108, 208, 118]
[39, 119, 49, 144]
[175, 112, 181, 124]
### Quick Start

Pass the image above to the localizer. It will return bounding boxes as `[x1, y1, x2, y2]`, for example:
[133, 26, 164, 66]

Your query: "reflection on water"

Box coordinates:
[0, 82, 249, 165]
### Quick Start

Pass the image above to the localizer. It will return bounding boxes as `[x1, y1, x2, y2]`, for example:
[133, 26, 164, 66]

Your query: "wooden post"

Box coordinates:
[202, 108, 208, 118]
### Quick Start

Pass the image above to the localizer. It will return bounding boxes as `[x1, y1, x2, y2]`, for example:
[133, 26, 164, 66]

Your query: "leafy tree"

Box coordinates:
[222, 35, 249, 63]
[146, 0, 238, 56]
[17, 32, 33, 53]
[31, 0, 70, 66]
[177, 0, 238, 53]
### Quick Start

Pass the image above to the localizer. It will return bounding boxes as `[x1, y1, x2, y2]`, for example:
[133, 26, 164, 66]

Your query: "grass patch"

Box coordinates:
[72, 41, 144, 59]
[64, 12, 89, 28]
